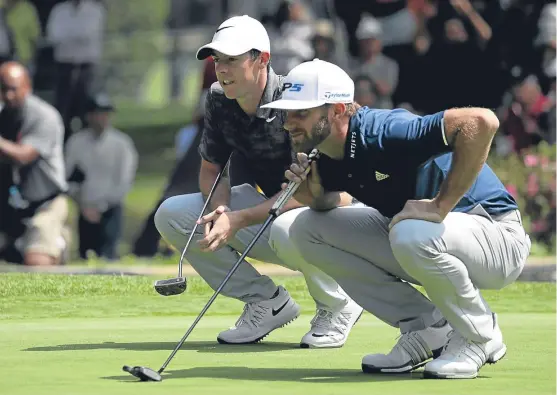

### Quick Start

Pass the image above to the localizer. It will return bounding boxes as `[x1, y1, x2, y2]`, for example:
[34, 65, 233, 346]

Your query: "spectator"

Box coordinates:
[498, 70, 554, 154]
[307, 19, 349, 71]
[46, 0, 105, 143]
[175, 91, 207, 160]
[264, 0, 315, 75]
[0, 61, 68, 266]
[4, 0, 40, 70]
[65, 94, 138, 261]
[352, 14, 399, 109]
[353, 74, 378, 108]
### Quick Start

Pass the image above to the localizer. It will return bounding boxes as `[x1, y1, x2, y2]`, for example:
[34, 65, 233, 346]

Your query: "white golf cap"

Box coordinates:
[196, 15, 271, 60]
[261, 59, 354, 110]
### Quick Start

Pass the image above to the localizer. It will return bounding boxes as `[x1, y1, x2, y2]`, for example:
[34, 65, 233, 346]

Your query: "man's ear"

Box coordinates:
[259, 52, 271, 69]
[331, 103, 346, 120]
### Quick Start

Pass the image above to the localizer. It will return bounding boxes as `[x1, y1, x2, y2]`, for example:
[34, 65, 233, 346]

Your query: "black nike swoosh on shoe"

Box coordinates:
[312, 334, 326, 338]
[216, 26, 233, 33]
[272, 300, 290, 316]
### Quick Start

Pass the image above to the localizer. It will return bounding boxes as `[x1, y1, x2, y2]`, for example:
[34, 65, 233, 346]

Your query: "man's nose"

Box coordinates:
[215, 63, 228, 74]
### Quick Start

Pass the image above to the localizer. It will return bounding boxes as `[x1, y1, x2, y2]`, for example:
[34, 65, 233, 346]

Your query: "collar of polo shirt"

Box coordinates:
[255, 68, 282, 120]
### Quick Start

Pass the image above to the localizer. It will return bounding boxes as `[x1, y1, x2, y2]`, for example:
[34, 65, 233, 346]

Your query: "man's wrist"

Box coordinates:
[233, 209, 251, 229]
[433, 195, 455, 218]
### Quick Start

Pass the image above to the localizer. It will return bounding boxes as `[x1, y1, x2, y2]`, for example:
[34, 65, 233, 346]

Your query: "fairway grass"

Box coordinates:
[1, 274, 555, 395]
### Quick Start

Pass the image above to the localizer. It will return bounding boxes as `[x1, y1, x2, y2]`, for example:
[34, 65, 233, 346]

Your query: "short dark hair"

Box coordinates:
[249, 49, 271, 71]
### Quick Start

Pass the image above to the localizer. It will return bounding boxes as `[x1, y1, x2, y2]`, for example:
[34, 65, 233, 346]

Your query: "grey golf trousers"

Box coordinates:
[276, 203, 531, 342]
[154, 184, 350, 310]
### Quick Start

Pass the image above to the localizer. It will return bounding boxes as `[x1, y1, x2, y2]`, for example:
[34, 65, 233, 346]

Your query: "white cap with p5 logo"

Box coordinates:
[261, 59, 354, 110]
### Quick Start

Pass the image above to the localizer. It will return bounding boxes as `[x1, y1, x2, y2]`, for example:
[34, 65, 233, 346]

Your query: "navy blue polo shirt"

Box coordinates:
[317, 107, 518, 218]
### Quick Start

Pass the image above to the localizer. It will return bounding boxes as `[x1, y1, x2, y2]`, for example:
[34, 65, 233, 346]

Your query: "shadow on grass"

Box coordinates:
[103, 366, 423, 383]
[24, 340, 299, 354]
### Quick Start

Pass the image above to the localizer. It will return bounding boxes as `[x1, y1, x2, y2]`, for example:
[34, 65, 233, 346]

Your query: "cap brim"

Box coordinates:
[260, 99, 325, 110]
[196, 42, 253, 60]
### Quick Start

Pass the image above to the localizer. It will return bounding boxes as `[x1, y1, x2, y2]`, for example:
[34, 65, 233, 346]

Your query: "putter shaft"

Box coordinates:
[158, 214, 274, 374]
[155, 149, 320, 374]
[177, 154, 232, 278]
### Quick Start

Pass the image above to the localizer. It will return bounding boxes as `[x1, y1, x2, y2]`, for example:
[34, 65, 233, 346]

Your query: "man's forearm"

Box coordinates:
[0, 138, 37, 165]
[435, 111, 499, 215]
[200, 172, 231, 211]
[236, 192, 305, 228]
[0, 137, 20, 164]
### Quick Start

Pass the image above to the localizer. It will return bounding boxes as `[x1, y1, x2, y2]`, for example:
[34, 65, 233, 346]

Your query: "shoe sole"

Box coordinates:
[299, 309, 364, 349]
[216, 306, 301, 345]
[361, 346, 444, 374]
[423, 344, 507, 379]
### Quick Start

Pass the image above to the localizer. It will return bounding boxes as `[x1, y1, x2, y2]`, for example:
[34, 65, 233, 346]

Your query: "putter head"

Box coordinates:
[154, 277, 187, 296]
[122, 365, 162, 382]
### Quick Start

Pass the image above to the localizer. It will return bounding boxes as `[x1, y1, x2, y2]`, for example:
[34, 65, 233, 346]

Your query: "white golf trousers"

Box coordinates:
[154, 183, 349, 310]
[282, 203, 531, 342]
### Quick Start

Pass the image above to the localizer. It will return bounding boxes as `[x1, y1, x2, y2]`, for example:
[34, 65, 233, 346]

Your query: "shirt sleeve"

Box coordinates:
[380, 109, 451, 165]
[198, 91, 232, 166]
[20, 112, 62, 159]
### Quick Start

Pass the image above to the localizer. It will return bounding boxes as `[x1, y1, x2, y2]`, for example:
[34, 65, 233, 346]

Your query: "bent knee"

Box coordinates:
[389, 219, 445, 265]
[153, 197, 175, 234]
[153, 195, 197, 237]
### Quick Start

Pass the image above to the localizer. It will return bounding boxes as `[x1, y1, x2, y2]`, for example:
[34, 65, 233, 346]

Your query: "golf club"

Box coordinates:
[154, 153, 233, 296]
[124, 149, 320, 382]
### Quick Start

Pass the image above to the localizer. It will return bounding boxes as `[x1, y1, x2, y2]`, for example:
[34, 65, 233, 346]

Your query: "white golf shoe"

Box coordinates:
[423, 313, 506, 379]
[217, 286, 300, 344]
[362, 320, 452, 373]
[300, 298, 363, 348]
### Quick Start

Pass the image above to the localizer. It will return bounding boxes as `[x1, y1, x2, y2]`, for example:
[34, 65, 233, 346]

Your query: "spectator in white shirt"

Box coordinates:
[46, 0, 105, 144]
[65, 93, 138, 261]
[352, 14, 399, 109]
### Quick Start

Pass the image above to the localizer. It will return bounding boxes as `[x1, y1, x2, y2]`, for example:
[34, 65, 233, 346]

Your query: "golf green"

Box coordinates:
[1, 274, 555, 395]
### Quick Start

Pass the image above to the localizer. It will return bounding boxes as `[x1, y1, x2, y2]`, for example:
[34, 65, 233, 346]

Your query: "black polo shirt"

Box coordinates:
[317, 107, 518, 218]
[198, 68, 294, 197]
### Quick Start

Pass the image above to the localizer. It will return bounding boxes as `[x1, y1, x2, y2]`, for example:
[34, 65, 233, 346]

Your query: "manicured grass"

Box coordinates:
[1, 274, 555, 395]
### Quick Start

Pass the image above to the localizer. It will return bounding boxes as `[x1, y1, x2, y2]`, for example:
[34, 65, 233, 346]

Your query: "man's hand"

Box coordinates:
[389, 199, 449, 229]
[82, 207, 101, 223]
[283, 152, 324, 205]
[196, 205, 242, 252]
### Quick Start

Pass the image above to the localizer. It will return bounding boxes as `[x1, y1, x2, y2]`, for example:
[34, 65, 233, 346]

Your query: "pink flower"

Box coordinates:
[524, 154, 539, 167]
[527, 174, 539, 196]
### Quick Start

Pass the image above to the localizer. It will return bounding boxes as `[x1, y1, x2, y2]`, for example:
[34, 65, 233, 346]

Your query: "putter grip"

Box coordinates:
[270, 149, 320, 215]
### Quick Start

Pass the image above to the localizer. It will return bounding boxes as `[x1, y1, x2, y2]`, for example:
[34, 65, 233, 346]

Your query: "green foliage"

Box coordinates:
[488, 142, 556, 254]
[102, 0, 171, 98]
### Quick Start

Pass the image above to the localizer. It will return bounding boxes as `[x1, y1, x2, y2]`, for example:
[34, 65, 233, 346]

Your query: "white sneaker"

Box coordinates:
[217, 286, 300, 344]
[424, 313, 506, 379]
[362, 320, 452, 373]
[300, 298, 363, 349]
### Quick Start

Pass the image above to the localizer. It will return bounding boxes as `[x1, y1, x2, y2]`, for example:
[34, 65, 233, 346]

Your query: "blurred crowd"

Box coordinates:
[0, 0, 137, 265]
[0, 0, 555, 265]
[165, 0, 556, 257]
